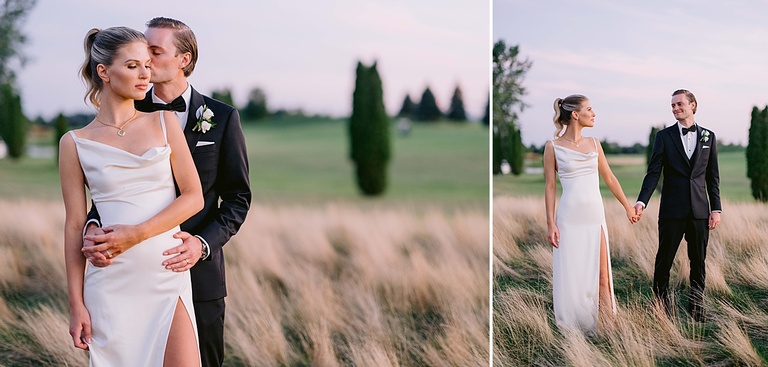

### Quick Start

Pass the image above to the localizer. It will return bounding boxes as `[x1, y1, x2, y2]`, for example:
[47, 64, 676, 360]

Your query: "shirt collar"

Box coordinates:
[677, 122, 697, 135]
[151, 84, 192, 115]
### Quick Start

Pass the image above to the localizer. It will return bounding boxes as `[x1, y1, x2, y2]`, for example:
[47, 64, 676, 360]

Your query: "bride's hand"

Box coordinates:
[548, 225, 560, 248]
[82, 224, 144, 260]
[626, 208, 640, 224]
[69, 305, 92, 350]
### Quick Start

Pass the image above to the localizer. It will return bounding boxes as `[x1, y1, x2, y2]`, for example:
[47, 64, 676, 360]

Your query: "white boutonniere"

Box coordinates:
[700, 129, 710, 142]
[194, 105, 216, 133]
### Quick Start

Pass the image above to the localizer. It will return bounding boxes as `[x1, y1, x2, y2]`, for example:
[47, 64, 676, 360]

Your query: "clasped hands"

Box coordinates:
[82, 224, 202, 272]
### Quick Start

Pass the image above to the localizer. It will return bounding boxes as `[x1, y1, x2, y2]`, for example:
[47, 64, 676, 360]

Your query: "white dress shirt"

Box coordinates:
[152, 84, 192, 130]
[678, 122, 697, 159]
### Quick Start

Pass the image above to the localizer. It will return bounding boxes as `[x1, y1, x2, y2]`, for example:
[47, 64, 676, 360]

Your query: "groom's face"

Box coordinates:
[145, 27, 184, 84]
[671, 94, 694, 121]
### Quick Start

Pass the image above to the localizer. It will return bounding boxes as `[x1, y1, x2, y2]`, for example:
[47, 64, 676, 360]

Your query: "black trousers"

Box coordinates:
[653, 218, 709, 316]
[194, 297, 226, 367]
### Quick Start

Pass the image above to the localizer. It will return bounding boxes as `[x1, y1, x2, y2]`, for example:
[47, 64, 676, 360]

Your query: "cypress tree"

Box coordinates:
[747, 106, 768, 201]
[482, 97, 490, 126]
[446, 85, 467, 122]
[0, 83, 25, 159]
[349, 61, 391, 196]
[414, 87, 442, 122]
[508, 125, 524, 175]
[492, 126, 501, 175]
[397, 94, 415, 117]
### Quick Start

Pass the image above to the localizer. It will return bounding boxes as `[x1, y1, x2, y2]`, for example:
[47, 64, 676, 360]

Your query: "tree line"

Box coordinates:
[396, 85, 488, 124]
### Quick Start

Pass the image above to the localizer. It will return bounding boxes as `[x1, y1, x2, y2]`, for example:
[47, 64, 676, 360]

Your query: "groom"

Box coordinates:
[83, 17, 251, 366]
[635, 89, 721, 321]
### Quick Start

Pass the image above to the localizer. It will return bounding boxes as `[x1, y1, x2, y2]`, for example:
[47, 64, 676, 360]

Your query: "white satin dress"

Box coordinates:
[551, 138, 616, 334]
[70, 114, 199, 366]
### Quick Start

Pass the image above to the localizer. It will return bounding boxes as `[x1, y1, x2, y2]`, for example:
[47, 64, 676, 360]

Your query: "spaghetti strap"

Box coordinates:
[592, 137, 598, 149]
[550, 139, 557, 159]
[159, 112, 168, 145]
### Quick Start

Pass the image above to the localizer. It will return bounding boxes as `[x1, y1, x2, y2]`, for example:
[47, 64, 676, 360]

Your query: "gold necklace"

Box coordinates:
[95, 110, 138, 137]
[561, 135, 583, 147]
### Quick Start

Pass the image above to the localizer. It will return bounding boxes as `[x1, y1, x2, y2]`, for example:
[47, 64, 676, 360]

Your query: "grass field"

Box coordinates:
[494, 151, 753, 203]
[0, 117, 491, 365]
[0, 117, 490, 208]
[494, 197, 768, 366]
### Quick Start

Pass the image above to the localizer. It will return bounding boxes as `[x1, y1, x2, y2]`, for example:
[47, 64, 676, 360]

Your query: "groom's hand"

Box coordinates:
[634, 203, 644, 217]
[82, 225, 112, 268]
[709, 212, 721, 230]
[162, 231, 202, 272]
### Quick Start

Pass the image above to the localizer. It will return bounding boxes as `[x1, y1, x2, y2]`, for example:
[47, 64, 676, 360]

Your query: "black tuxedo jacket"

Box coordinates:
[637, 123, 720, 219]
[89, 86, 251, 301]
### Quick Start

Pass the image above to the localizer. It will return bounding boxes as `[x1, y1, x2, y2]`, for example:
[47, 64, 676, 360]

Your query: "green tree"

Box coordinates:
[397, 94, 415, 117]
[493, 39, 531, 175]
[0, 0, 36, 160]
[211, 88, 234, 107]
[349, 61, 391, 196]
[508, 125, 524, 175]
[482, 95, 490, 126]
[747, 106, 768, 201]
[492, 126, 501, 174]
[0, 0, 37, 86]
[446, 85, 467, 122]
[240, 87, 268, 122]
[54, 113, 68, 164]
[0, 83, 25, 158]
[414, 87, 442, 122]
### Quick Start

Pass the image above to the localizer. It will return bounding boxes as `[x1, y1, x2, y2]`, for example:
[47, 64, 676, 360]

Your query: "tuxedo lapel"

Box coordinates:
[669, 125, 690, 167]
[185, 88, 205, 153]
[689, 125, 703, 166]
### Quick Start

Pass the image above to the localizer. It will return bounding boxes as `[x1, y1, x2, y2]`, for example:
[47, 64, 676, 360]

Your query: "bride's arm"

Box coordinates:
[596, 139, 638, 223]
[83, 112, 204, 257]
[59, 134, 92, 350]
[543, 141, 560, 247]
[120, 112, 203, 243]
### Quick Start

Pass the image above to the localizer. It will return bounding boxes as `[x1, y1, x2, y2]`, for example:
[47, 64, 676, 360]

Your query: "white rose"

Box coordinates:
[201, 121, 212, 133]
[202, 108, 214, 120]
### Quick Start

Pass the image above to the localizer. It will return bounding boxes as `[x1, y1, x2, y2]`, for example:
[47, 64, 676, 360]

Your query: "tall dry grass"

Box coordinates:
[0, 200, 488, 366]
[494, 196, 768, 366]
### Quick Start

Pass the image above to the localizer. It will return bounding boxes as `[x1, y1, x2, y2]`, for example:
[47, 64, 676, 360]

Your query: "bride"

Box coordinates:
[59, 26, 203, 365]
[542, 94, 639, 334]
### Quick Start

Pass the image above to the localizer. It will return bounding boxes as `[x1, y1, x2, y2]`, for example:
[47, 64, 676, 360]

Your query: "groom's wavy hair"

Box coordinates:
[80, 27, 147, 108]
[672, 89, 697, 114]
[552, 94, 588, 136]
[146, 17, 198, 77]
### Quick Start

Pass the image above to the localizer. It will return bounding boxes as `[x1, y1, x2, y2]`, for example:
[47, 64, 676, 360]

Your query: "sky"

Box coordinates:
[494, 0, 768, 145]
[16, 0, 489, 121]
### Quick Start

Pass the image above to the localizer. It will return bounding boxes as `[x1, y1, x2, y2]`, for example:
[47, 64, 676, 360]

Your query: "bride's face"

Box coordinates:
[573, 100, 596, 127]
[99, 41, 151, 101]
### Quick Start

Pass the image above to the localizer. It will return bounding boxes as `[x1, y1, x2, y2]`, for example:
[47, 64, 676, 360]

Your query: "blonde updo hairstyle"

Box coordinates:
[552, 94, 588, 136]
[80, 26, 146, 108]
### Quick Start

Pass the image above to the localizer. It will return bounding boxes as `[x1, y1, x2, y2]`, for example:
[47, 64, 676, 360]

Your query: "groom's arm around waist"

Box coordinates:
[191, 107, 251, 259]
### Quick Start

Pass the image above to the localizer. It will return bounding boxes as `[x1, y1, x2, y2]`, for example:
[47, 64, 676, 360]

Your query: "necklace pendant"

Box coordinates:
[117, 129, 126, 137]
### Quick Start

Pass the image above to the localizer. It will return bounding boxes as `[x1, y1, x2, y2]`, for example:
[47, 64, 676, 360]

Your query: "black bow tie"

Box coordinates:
[682, 125, 697, 135]
[150, 96, 186, 112]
